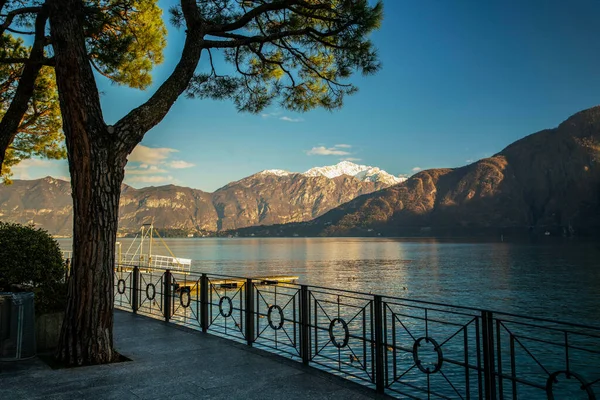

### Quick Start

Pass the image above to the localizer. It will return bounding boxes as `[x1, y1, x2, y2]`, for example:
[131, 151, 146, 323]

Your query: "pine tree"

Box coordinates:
[0, 0, 382, 365]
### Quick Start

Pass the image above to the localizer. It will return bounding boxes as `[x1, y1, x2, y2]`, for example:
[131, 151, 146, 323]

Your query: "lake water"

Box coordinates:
[59, 237, 600, 326]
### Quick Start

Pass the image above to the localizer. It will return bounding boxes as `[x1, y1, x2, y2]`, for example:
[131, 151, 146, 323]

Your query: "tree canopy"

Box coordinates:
[178, 0, 382, 113]
[0, 0, 168, 182]
[0, 36, 63, 183]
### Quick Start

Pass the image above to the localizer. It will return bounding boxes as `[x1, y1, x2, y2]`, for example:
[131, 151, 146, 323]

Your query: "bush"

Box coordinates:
[0, 222, 67, 314]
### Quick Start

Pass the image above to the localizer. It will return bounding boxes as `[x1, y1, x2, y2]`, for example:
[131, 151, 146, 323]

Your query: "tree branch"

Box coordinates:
[0, 5, 48, 171]
[0, 57, 55, 66]
[206, 0, 329, 34]
[202, 28, 310, 48]
[113, 0, 205, 157]
[203, 14, 358, 50]
[6, 27, 35, 35]
[0, 6, 42, 37]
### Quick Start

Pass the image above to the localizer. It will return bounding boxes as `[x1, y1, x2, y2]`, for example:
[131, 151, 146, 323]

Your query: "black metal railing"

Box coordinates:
[113, 265, 600, 399]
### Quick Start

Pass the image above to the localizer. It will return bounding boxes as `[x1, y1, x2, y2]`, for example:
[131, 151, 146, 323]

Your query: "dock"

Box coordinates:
[175, 276, 299, 293]
[210, 275, 299, 287]
[114, 266, 299, 291]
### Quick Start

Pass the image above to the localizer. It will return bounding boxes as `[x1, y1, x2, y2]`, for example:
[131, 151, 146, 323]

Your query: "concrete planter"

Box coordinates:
[35, 312, 64, 351]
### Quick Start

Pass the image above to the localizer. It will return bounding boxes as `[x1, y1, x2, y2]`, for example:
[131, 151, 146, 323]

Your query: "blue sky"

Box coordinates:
[12, 0, 600, 191]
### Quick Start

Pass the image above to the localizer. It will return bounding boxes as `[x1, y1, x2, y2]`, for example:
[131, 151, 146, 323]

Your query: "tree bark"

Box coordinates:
[49, 0, 124, 365]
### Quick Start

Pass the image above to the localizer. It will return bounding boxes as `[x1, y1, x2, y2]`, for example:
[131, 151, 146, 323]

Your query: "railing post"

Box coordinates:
[300, 285, 310, 365]
[245, 278, 254, 346]
[200, 273, 209, 332]
[65, 258, 71, 282]
[132, 266, 139, 313]
[374, 295, 385, 394]
[482, 310, 497, 400]
[164, 270, 171, 322]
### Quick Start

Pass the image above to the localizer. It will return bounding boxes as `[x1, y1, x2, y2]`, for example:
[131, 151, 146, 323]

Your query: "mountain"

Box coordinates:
[258, 161, 406, 186]
[0, 177, 73, 235]
[232, 107, 600, 237]
[302, 161, 405, 186]
[0, 162, 401, 236]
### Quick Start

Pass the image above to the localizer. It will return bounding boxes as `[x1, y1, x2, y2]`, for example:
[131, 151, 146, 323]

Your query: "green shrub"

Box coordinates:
[0, 222, 67, 314]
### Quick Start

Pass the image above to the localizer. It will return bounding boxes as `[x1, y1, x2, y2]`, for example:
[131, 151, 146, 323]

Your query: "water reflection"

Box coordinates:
[59, 237, 600, 325]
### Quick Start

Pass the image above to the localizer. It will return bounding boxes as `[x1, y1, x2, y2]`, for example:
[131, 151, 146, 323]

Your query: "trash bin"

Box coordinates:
[0, 292, 36, 361]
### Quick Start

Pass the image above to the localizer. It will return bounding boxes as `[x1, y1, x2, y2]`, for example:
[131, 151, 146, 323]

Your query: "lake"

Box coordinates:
[59, 237, 600, 326]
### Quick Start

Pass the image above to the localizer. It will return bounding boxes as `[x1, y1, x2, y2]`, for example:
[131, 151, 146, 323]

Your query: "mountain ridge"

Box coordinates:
[0, 162, 402, 235]
[230, 106, 600, 237]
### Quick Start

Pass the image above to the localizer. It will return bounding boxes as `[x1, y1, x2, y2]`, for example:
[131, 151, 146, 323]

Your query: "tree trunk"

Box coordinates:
[56, 143, 124, 365]
[49, 0, 125, 365]
[47, 0, 204, 365]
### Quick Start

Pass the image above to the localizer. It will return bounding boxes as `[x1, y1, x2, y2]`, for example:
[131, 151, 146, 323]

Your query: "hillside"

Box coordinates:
[0, 162, 401, 235]
[232, 107, 600, 237]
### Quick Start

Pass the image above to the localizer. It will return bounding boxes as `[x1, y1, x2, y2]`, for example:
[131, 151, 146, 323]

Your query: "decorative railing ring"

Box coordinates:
[412, 337, 443, 374]
[146, 283, 156, 300]
[546, 371, 596, 400]
[219, 296, 233, 318]
[329, 318, 350, 349]
[117, 279, 126, 294]
[267, 305, 284, 330]
[180, 290, 191, 308]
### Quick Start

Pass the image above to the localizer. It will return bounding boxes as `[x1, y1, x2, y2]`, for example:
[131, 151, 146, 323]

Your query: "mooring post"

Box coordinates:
[374, 295, 385, 394]
[245, 278, 254, 346]
[482, 310, 497, 400]
[200, 273, 209, 332]
[132, 266, 139, 313]
[300, 285, 310, 365]
[164, 269, 171, 322]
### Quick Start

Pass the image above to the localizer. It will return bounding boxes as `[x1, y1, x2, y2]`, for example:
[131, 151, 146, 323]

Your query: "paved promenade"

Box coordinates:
[0, 310, 388, 399]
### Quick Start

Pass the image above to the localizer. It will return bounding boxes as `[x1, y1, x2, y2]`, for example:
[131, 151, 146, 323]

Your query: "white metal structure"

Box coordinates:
[119, 223, 191, 274]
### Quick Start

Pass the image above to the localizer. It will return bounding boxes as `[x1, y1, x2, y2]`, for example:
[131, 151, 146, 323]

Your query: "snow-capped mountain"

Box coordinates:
[260, 161, 405, 186]
[258, 169, 291, 177]
[303, 161, 405, 186]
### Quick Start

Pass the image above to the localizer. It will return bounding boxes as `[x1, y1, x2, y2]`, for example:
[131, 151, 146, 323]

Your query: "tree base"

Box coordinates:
[40, 350, 130, 369]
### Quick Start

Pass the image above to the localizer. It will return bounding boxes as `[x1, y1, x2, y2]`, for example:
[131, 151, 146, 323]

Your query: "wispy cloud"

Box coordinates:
[126, 166, 169, 175]
[125, 144, 195, 187]
[280, 116, 303, 123]
[466, 159, 474, 163]
[411, 167, 422, 172]
[261, 111, 282, 118]
[129, 145, 178, 165]
[341, 157, 362, 162]
[306, 144, 354, 156]
[11, 159, 60, 180]
[261, 111, 303, 122]
[13, 158, 53, 169]
[306, 146, 351, 156]
[168, 160, 195, 169]
[126, 175, 175, 184]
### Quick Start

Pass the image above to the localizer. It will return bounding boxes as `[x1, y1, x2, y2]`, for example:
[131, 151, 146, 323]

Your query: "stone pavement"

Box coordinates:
[0, 310, 390, 399]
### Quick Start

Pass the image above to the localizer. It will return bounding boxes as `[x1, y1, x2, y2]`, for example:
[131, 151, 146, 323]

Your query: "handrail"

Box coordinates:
[111, 265, 600, 399]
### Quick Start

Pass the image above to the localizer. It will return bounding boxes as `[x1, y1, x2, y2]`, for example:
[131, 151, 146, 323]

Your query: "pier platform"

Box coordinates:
[0, 310, 387, 399]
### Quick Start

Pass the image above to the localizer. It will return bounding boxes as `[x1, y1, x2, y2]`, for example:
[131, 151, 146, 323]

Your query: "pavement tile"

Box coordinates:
[0, 310, 385, 400]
